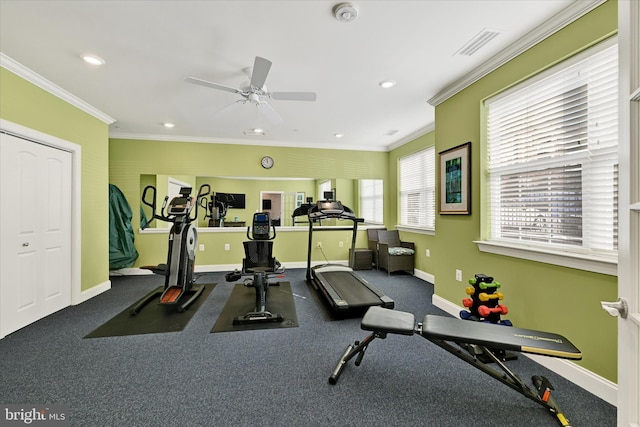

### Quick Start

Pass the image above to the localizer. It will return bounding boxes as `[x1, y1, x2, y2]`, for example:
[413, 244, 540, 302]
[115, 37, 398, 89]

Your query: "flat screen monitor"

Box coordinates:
[215, 192, 246, 209]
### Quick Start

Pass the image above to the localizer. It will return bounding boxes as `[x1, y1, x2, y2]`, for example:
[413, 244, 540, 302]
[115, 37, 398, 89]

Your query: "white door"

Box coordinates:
[612, 2, 640, 425]
[0, 132, 72, 337]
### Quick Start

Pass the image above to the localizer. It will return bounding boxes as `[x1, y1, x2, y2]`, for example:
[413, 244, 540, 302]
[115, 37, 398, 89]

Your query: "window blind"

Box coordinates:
[399, 147, 435, 228]
[485, 41, 618, 253]
[360, 179, 383, 223]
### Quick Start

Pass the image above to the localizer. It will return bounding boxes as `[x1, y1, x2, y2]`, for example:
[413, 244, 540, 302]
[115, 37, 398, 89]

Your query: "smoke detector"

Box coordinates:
[333, 3, 358, 23]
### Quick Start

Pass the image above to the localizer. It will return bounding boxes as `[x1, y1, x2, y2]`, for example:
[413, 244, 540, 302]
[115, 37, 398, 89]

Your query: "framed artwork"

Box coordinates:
[439, 141, 471, 215]
[295, 192, 305, 208]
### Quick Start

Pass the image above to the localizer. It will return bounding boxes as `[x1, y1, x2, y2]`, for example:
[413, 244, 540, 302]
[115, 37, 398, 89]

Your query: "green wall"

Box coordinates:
[0, 68, 110, 292]
[109, 138, 388, 267]
[391, 1, 618, 382]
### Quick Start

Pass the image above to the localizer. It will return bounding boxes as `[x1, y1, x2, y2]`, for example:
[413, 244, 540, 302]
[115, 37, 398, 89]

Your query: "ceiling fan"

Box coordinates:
[185, 56, 317, 124]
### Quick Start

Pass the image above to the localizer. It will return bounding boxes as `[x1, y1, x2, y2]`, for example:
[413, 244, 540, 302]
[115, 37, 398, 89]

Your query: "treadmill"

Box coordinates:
[306, 200, 394, 316]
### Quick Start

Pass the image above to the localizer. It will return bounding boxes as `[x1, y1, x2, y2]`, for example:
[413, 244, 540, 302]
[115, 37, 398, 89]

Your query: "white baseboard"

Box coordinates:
[74, 280, 111, 305]
[431, 294, 618, 407]
[414, 268, 435, 284]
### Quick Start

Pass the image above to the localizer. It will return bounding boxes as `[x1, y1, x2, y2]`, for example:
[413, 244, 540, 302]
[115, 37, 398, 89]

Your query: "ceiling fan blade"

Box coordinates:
[214, 100, 245, 118]
[270, 92, 317, 101]
[250, 56, 272, 89]
[256, 101, 283, 125]
[185, 76, 242, 95]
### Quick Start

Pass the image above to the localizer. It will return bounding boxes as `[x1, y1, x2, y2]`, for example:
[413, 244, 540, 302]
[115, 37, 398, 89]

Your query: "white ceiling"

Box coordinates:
[0, 0, 581, 151]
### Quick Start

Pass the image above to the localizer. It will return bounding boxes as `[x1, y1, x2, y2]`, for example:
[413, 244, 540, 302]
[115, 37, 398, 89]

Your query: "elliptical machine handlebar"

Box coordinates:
[141, 183, 211, 224]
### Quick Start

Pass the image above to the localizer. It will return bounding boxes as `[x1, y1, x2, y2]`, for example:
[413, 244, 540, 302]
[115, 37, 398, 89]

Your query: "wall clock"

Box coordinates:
[261, 156, 274, 169]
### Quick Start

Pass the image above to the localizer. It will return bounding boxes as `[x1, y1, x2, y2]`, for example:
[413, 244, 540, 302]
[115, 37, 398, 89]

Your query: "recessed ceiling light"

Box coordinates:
[334, 133, 344, 138]
[379, 80, 396, 89]
[163, 122, 175, 128]
[253, 128, 264, 133]
[82, 54, 105, 66]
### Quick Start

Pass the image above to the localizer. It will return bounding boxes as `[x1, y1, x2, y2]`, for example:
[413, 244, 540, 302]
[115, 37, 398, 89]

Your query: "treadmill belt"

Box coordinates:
[321, 271, 383, 307]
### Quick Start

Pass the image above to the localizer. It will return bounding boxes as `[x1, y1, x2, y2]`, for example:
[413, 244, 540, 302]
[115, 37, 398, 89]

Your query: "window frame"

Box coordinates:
[477, 36, 618, 276]
[359, 179, 384, 224]
[397, 146, 436, 234]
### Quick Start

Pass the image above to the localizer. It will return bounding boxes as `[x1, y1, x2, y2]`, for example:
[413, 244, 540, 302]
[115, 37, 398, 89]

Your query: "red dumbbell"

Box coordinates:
[462, 298, 474, 308]
[478, 304, 508, 317]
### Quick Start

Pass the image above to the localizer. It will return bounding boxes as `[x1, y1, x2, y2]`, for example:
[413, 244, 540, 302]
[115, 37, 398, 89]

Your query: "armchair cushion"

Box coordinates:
[388, 247, 415, 256]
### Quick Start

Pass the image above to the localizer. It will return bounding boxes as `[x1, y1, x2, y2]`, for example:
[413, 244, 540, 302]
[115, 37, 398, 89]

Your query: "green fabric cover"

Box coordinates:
[109, 184, 138, 269]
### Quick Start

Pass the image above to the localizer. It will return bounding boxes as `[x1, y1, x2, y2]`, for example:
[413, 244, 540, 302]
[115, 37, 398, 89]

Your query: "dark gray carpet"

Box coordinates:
[0, 269, 616, 426]
[211, 281, 298, 332]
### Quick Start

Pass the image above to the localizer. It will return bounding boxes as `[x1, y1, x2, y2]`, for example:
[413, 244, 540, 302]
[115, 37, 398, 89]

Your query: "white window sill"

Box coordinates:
[474, 240, 617, 276]
[396, 225, 435, 236]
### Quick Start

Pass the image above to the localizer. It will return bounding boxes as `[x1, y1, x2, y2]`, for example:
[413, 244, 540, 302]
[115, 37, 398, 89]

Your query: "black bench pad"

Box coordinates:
[361, 306, 415, 336]
[421, 315, 582, 360]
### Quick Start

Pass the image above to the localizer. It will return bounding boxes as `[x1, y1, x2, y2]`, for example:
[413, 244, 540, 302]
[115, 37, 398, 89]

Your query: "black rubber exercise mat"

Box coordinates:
[211, 282, 298, 333]
[84, 283, 215, 338]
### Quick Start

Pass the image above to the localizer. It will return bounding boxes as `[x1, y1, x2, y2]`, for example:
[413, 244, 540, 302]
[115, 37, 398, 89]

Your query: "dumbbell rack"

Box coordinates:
[460, 273, 516, 362]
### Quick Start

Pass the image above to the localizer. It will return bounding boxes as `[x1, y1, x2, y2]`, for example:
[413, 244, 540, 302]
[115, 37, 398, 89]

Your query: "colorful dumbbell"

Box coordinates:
[479, 291, 504, 302]
[478, 304, 508, 317]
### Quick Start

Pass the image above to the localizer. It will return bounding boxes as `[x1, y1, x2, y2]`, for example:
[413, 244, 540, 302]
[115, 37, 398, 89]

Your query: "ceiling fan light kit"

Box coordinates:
[333, 3, 358, 23]
[185, 56, 317, 125]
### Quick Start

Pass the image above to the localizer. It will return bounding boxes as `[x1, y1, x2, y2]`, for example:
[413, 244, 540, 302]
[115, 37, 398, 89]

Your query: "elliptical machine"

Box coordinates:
[131, 184, 210, 315]
[225, 212, 285, 325]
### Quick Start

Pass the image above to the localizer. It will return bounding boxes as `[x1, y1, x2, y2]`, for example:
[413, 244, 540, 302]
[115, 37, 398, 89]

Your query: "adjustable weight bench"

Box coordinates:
[330, 306, 582, 427]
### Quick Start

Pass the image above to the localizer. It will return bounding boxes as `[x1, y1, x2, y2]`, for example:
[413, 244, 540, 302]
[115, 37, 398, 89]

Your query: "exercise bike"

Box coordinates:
[225, 212, 285, 325]
[131, 184, 210, 315]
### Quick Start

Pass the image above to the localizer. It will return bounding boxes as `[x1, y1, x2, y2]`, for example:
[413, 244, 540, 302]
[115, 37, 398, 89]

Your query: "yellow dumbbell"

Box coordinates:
[466, 286, 475, 295]
[478, 291, 504, 302]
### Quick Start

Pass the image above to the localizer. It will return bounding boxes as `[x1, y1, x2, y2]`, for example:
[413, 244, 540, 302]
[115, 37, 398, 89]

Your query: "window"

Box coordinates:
[484, 39, 618, 258]
[399, 147, 435, 229]
[359, 179, 383, 223]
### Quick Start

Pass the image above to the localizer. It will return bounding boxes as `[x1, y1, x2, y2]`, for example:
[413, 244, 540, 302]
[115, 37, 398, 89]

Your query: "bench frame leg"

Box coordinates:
[329, 331, 385, 385]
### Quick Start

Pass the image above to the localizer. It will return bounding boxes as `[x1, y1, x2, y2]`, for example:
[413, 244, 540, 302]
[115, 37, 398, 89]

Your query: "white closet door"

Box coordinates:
[1, 132, 72, 337]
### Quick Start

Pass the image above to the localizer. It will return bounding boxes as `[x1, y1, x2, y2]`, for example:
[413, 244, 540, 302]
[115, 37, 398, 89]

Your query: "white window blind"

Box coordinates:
[399, 147, 435, 228]
[485, 40, 618, 254]
[360, 179, 383, 223]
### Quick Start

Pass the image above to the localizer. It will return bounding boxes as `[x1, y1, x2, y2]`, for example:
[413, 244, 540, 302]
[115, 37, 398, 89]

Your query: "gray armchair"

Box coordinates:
[367, 228, 385, 269]
[377, 230, 415, 276]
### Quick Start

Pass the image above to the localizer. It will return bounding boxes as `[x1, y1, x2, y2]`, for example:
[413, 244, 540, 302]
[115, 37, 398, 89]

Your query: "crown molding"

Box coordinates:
[0, 52, 115, 124]
[386, 123, 435, 151]
[108, 132, 390, 152]
[427, 0, 606, 107]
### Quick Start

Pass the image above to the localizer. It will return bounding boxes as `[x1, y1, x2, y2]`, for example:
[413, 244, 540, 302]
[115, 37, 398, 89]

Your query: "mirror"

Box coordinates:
[140, 175, 383, 229]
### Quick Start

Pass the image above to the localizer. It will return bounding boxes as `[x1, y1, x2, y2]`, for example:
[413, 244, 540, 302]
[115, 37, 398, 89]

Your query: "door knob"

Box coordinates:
[600, 298, 628, 319]
[22, 242, 29, 247]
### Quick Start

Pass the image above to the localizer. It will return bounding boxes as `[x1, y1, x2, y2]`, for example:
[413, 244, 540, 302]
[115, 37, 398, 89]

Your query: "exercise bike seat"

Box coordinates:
[361, 306, 415, 336]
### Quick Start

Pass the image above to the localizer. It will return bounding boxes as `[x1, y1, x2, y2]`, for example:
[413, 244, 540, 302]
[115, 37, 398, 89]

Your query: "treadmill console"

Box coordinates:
[316, 200, 344, 215]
